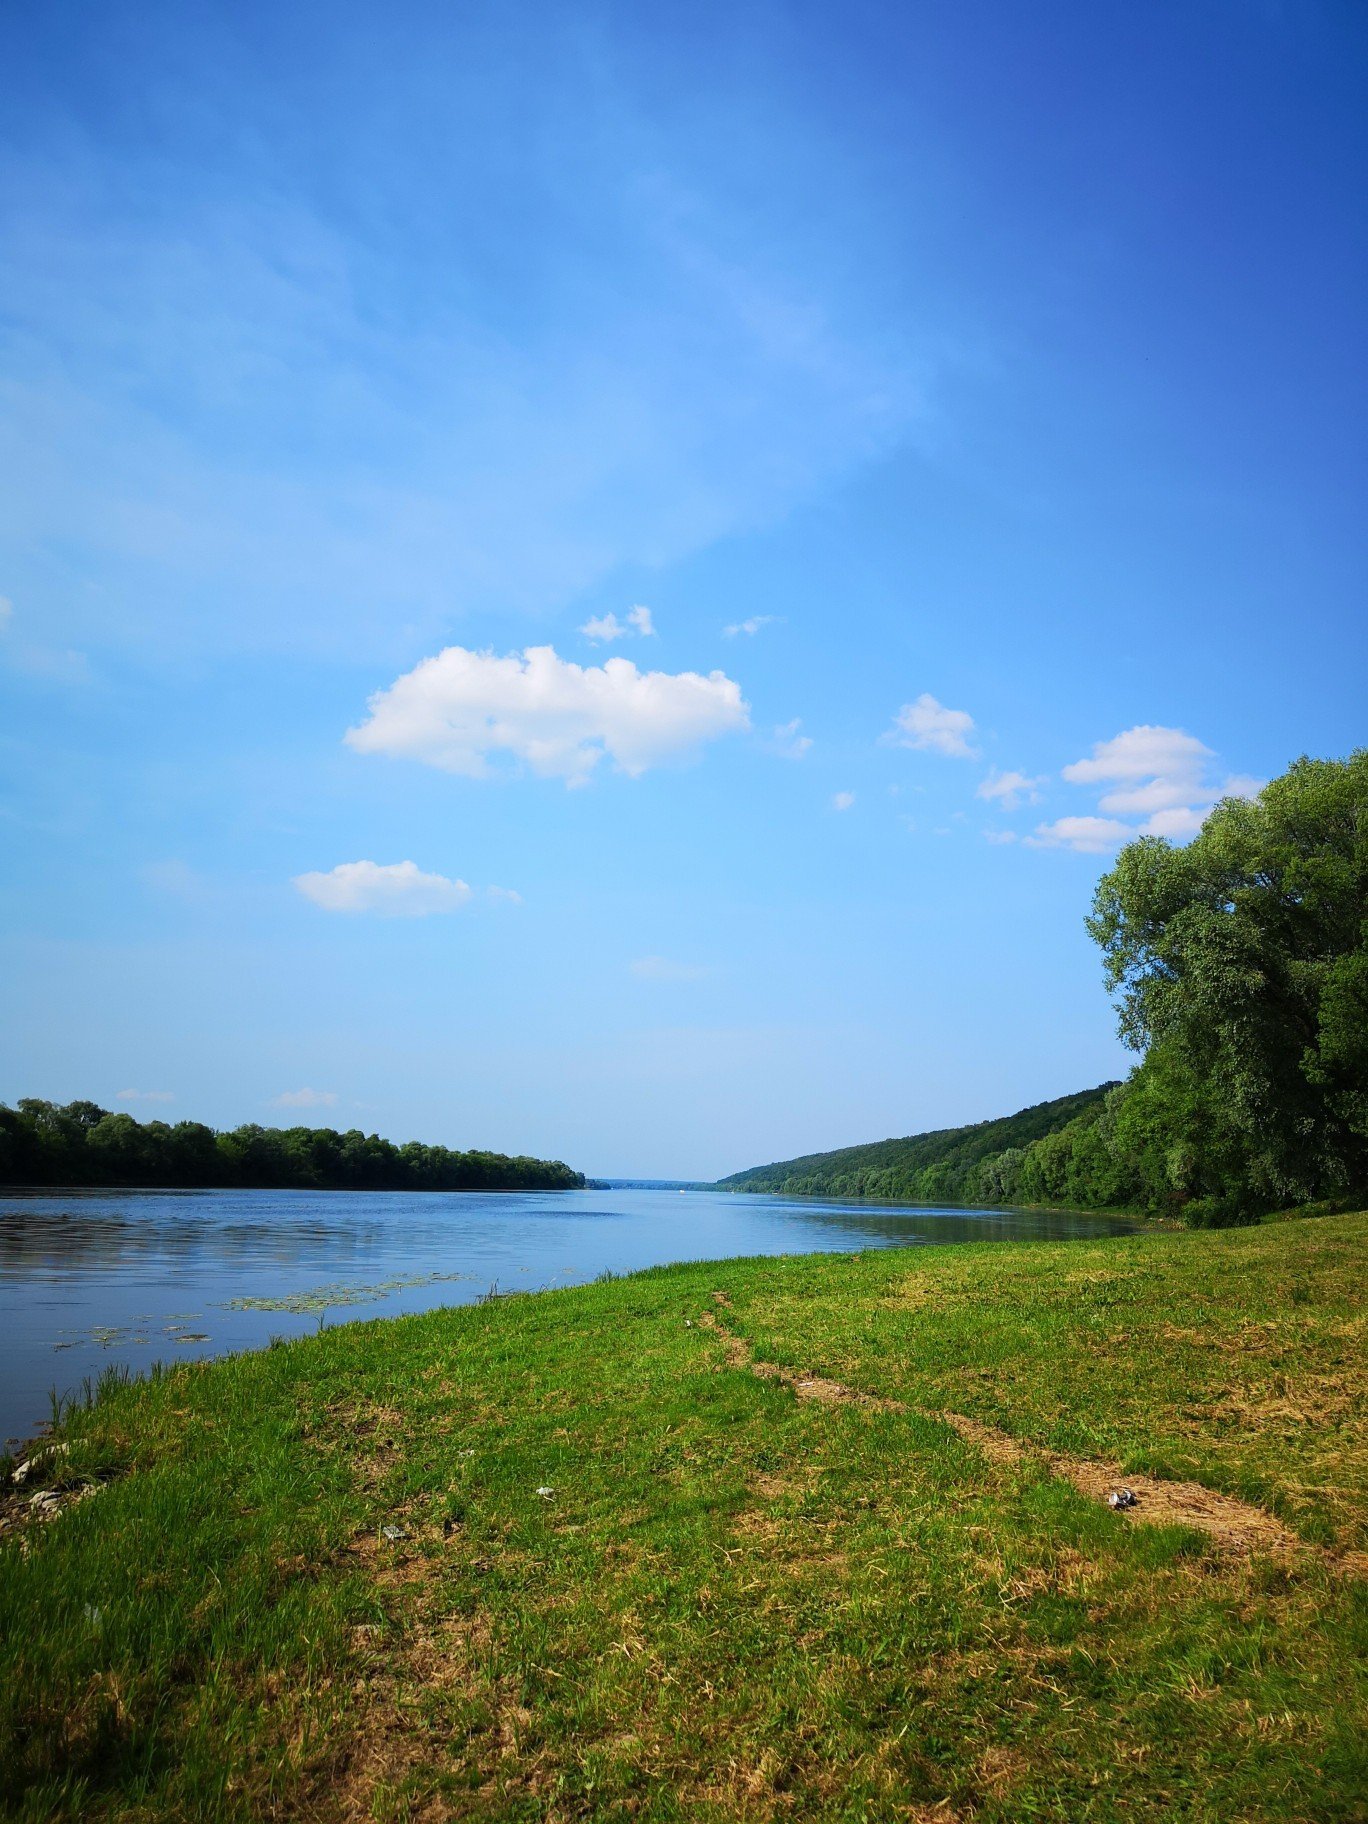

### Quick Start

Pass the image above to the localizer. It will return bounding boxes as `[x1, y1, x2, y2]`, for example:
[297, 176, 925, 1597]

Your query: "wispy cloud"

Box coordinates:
[270, 1088, 338, 1109]
[722, 614, 779, 638]
[832, 790, 855, 811]
[976, 769, 1043, 810]
[293, 860, 474, 915]
[142, 859, 213, 904]
[347, 645, 750, 786]
[2, 121, 926, 663]
[768, 717, 813, 760]
[629, 956, 710, 982]
[886, 693, 980, 759]
[579, 605, 656, 643]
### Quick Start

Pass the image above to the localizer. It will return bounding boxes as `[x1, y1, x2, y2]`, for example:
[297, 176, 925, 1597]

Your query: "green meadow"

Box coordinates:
[3, 1212, 1365, 1822]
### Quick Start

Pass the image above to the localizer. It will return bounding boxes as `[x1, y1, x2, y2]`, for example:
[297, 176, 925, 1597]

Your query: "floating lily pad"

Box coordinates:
[221, 1270, 474, 1315]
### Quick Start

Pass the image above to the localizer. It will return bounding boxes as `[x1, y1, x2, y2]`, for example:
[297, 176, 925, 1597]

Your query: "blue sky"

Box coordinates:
[2, 0, 1365, 1178]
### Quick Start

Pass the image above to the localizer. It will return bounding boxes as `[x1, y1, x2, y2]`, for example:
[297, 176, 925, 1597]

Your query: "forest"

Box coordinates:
[0, 1102, 585, 1193]
[722, 751, 1367, 1226]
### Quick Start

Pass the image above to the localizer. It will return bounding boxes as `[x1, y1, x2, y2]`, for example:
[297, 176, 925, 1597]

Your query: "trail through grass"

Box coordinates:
[1, 1214, 1365, 1821]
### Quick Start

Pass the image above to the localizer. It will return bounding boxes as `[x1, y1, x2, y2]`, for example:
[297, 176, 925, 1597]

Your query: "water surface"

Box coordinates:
[0, 1185, 1132, 1445]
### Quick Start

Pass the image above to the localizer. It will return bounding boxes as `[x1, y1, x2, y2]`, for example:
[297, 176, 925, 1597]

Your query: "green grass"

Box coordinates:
[2, 1215, 1365, 1821]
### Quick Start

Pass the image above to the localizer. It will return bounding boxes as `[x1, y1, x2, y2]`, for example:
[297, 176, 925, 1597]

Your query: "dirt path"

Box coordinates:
[700, 1299, 1365, 1574]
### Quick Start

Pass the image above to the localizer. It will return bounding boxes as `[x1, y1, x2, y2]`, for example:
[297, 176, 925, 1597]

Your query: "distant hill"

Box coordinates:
[714, 1085, 1119, 1203]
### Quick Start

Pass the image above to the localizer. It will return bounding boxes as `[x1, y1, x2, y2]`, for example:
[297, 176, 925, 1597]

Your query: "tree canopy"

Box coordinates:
[0, 1102, 585, 1194]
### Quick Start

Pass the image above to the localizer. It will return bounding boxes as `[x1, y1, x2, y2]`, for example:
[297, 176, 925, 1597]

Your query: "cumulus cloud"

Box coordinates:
[887, 693, 979, 759]
[293, 860, 474, 916]
[346, 645, 749, 786]
[1026, 815, 1134, 854]
[1063, 725, 1212, 791]
[629, 956, 710, 982]
[977, 769, 1043, 810]
[723, 615, 778, 638]
[832, 791, 855, 811]
[627, 604, 655, 636]
[116, 1088, 174, 1103]
[271, 1088, 338, 1109]
[769, 718, 813, 759]
[1056, 725, 1266, 852]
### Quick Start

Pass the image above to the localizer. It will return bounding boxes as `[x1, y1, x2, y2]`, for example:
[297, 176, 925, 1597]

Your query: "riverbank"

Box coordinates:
[2, 1212, 1364, 1820]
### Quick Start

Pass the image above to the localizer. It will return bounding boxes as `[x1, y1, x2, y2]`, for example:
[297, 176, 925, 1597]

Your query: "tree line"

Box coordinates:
[0, 1102, 585, 1193]
[724, 751, 1367, 1226]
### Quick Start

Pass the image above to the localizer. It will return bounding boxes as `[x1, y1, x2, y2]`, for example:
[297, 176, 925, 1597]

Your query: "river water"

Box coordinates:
[0, 1184, 1133, 1446]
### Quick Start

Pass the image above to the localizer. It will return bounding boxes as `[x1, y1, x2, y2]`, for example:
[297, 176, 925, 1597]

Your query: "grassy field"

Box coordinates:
[1, 1213, 1365, 1822]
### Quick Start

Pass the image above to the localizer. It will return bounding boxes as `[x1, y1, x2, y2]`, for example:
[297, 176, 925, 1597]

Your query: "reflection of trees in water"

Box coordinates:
[0, 1196, 398, 1274]
[763, 1198, 1134, 1249]
[0, 1188, 604, 1276]
[0, 1189, 1133, 1279]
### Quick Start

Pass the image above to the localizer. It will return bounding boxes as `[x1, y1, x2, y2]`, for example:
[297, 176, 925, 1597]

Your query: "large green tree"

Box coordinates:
[1087, 752, 1368, 1211]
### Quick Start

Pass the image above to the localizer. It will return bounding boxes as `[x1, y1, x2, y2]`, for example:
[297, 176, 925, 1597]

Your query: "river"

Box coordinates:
[0, 1184, 1133, 1445]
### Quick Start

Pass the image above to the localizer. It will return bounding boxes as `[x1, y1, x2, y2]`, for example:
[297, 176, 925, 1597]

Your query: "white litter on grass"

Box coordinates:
[1107, 1487, 1138, 1511]
[381, 1524, 407, 1541]
[535, 1486, 555, 1499]
[12, 1442, 69, 1485]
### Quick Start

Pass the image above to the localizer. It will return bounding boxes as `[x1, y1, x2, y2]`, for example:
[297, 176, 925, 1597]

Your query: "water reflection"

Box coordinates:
[0, 1186, 1132, 1445]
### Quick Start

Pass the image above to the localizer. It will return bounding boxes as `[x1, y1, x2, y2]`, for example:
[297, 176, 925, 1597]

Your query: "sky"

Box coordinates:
[1, 0, 1365, 1179]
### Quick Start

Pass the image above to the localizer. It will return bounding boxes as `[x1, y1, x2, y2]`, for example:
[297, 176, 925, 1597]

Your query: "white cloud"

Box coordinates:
[1063, 724, 1214, 818]
[293, 860, 474, 916]
[723, 615, 778, 638]
[983, 829, 1017, 845]
[1026, 816, 1134, 854]
[116, 1088, 174, 1104]
[487, 885, 524, 905]
[887, 693, 979, 759]
[976, 769, 1044, 810]
[1054, 725, 1266, 853]
[832, 791, 855, 811]
[769, 717, 813, 760]
[346, 645, 749, 786]
[1063, 725, 1213, 789]
[629, 956, 710, 982]
[580, 605, 656, 643]
[271, 1088, 338, 1109]
[1221, 773, 1266, 801]
[579, 613, 628, 642]
[1142, 805, 1207, 841]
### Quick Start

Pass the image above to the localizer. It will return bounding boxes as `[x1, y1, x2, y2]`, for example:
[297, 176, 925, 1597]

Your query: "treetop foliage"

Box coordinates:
[0, 1102, 585, 1193]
